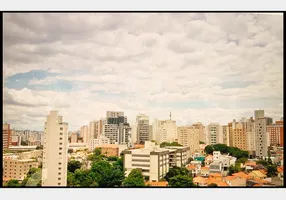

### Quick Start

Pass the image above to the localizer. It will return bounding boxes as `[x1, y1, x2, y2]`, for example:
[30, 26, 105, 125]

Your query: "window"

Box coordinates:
[59, 147, 62, 150]
[58, 178, 61, 180]
[60, 138, 63, 140]
[59, 152, 62, 155]
[58, 167, 61, 170]
[60, 133, 63, 135]
[60, 128, 63, 130]
[59, 162, 62, 165]
[58, 183, 61, 186]
[58, 172, 61, 175]
[59, 142, 62, 145]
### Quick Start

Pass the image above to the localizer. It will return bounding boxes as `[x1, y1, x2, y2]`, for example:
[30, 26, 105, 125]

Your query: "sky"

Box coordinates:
[3, 13, 283, 131]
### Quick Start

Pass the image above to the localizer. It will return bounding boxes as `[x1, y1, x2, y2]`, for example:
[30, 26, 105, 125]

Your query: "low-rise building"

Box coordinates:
[162, 146, 190, 168]
[3, 158, 38, 181]
[200, 166, 210, 177]
[209, 161, 223, 175]
[90, 136, 110, 151]
[124, 142, 170, 181]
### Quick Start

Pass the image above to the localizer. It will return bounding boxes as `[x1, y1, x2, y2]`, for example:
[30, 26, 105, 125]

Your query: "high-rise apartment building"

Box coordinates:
[42, 111, 68, 186]
[70, 132, 78, 143]
[254, 110, 268, 158]
[131, 124, 138, 144]
[177, 126, 200, 153]
[228, 120, 247, 150]
[266, 121, 284, 146]
[80, 125, 89, 145]
[192, 122, 206, 143]
[222, 125, 230, 146]
[265, 117, 273, 126]
[104, 111, 131, 145]
[3, 123, 12, 150]
[154, 120, 177, 144]
[136, 114, 150, 144]
[207, 123, 220, 145]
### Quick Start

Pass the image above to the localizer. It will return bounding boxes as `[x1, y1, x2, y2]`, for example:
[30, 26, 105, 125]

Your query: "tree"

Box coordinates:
[168, 175, 194, 187]
[204, 145, 214, 154]
[94, 148, 102, 156]
[165, 166, 189, 182]
[199, 141, 205, 144]
[123, 169, 145, 187]
[68, 149, 73, 154]
[22, 168, 42, 187]
[228, 164, 241, 176]
[6, 179, 21, 187]
[208, 183, 218, 187]
[236, 157, 248, 164]
[151, 140, 158, 145]
[91, 161, 124, 187]
[107, 156, 118, 161]
[160, 142, 182, 148]
[68, 160, 82, 173]
[266, 165, 278, 177]
[72, 169, 98, 187]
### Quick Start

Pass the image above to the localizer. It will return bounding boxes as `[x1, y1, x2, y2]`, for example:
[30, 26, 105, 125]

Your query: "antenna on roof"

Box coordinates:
[169, 112, 172, 120]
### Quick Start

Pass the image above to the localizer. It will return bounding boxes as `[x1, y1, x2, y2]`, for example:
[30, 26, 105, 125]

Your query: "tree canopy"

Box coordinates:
[68, 160, 82, 173]
[168, 175, 195, 187]
[160, 142, 183, 148]
[5, 179, 21, 187]
[123, 169, 145, 187]
[204, 144, 249, 159]
[164, 166, 189, 182]
[21, 168, 42, 187]
[208, 183, 218, 187]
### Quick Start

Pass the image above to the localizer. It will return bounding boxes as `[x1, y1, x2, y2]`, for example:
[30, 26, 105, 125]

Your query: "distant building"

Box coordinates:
[154, 119, 177, 144]
[177, 126, 200, 153]
[192, 122, 206, 143]
[222, 125, 230, 146]
[207, 123, 220, 145]
[70, 132, 78, 143]
[42, 111, 68, 187]
[229, 120, 247, 151]
[90, 135, 110, 151]
[254, 110, 268, 158]
[266, 121, 284, 147]
[136, 114, 150, 144]
[3, 123, 12, 150]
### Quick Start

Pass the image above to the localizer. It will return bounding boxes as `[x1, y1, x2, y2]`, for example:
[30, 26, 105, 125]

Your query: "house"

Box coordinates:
[248, 170, 267, 179]
[224, 175, 247, 186]
[193, 176, 208, 186]
[209, 161, 223, 174]
[187, 164, 201, 177]
[207, 178, 228, 187]
[232, 172, 251, 180]
[200, 167, 210, 177]
[245, 161, 256, 171]
[145, 181, 168, 187]
[209, 173, 223, 181]
[277, 166, 283, 179]
[204, 155, 213, 166]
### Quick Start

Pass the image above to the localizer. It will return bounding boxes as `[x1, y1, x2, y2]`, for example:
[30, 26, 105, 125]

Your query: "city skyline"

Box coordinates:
[3, 13, 283, 131]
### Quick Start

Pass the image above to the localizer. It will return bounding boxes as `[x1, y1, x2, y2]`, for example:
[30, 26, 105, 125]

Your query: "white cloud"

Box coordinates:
[3, 13, 283, 131]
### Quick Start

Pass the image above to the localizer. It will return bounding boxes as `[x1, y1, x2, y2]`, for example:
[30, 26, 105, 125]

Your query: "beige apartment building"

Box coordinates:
[3, 158, 38, 181]
[124, 142, 170, 181]
[42, 111, 68, 186]
[163, 146, 190, 167]
[228, 120, 247, 150]
[177, 126, 200, 153]
[192, 122, 206, 143]
[154, 119, 178, 144]
[17, 150, 43, 160]
[207, 123, 220, 145]
[70, 132, 78, 143]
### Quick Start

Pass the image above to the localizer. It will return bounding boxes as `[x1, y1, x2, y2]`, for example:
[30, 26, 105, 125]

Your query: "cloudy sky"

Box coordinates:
[3, 13, 283, 131]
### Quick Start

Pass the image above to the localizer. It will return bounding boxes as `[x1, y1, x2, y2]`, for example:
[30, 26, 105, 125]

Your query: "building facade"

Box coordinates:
[3, 123, 12, 150]
[42, 111, 68, 186]
[207, 123, 220, 145]
[177, 126, 200, 153]
[136, 114, 150, 144]
[154, 120, 177, 144]
[266, 121, 284, 147]
[228, 120, 247, 150]
[254, 110, 268, 158]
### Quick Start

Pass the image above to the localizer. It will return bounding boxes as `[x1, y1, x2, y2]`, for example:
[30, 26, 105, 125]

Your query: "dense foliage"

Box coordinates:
[168, 175, 195, 187]
[199, 141, 205, 144]
[5, 179, 21, 187]
[257, 159, 278, 177]
[208, 183, 218, 187]
[160, 142, 183, 148]
[164, 166, 189, 182]
[21, 168, 42, 187]
[123, 169, 145, 187]
[204, 144, 249, 159]
[68, 160, 82, 173]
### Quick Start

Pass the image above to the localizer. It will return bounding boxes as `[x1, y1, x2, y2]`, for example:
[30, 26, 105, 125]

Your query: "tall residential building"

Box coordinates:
[192, 122, 206, 143]
[89, 121, 97, 141]
[222, 125, 230, 146]
[104, 111, 131, 145]
[177, 126, 200, 153]
[131, 124, 138, 144]
[254, 110, 268, 158]
[42, 111, 68, 186]
[228, 120, 247, 150]
[3, 123, 12, 150]
[265, 117, 273, 126]
[207, 123, 220, 145]
[136, 114, 150, 144]
[154, 120, 177, 144]
[80, 125, 89, 145]
[70, 132, 78, 143]
[266, 121, 284, 146]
